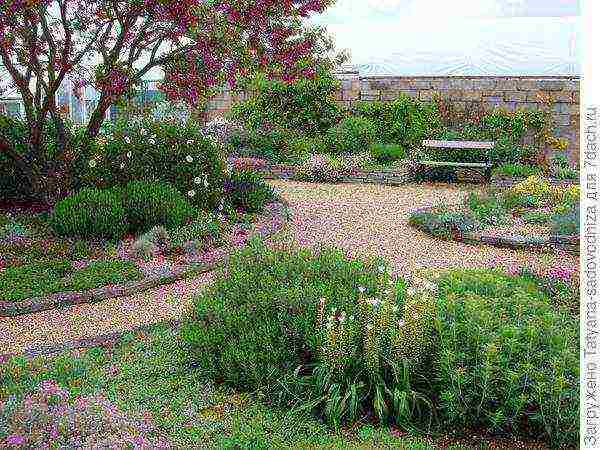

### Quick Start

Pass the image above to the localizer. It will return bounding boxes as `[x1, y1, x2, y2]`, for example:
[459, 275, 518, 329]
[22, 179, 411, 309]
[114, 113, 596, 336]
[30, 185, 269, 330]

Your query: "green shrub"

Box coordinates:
[555, 166, 578, 180]
[228, 70, 342, 136]
[122, 181, 194, 233]
[352, 96, 442, 150]
[50, 188, 128, 240]
[369, 143, 406, 164]
[224, 170, 275, 213]
[409, 209, 480, 239]
[465, 193, 510, 226]
[235, 128, 312, 164]
[434, 269, 579, 447]
[181, 240, 434, 429]
[521, 210, 552, 224]
[551, 204, 579, 235]
[492, 163, 543, 178]
[325, 117, 377, 154]
[82, 118, 226, 210]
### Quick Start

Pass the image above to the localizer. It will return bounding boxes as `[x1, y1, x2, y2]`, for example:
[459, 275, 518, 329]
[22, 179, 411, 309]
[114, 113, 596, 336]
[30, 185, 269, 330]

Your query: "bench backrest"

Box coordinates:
[422, 140, 495, 150]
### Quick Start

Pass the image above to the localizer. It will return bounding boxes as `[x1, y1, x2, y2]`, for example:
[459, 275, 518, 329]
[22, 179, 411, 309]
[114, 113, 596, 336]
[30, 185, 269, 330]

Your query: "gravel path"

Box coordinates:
[1, 181, 578, 355]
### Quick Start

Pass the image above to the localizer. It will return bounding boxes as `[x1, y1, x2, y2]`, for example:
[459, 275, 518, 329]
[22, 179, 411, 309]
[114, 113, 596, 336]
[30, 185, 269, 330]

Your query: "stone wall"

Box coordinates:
[205, 71, 580, 160]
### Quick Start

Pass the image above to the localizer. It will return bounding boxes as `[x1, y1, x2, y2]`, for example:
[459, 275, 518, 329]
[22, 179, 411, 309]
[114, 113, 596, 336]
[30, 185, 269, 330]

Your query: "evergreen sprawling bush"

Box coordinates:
[228, 71, 342, 136]
[121, 181, 195, 233]
[369, 143, 406, 164]
[50, 187, 128, 240]
[80, 118, 226, 210]
[224, 170, 275, 213]
[325, 117, 377, 154]
[434, 269, 579, 448]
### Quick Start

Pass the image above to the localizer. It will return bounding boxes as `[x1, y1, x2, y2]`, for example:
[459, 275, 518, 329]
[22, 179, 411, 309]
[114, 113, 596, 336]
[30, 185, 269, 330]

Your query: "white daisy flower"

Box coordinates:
[203, 177, 209, 188]
[369, 298, 380, 307]
[140, 128, 147, 136]
[126, 151, 132, 159]
[186, 155, 194, 163]
[358, 286, 366, 293]
[88, 160, 97, 168]
[378, 265, 386, 273]
[149, 138, 156, 145]
[124, 137, 131, 144]
[187, 140, 194, 145]
[194, 177, 202, 185]
[398, 320, 406, 328]
[187, 190, 195, 198]
[120, 163, 125, 170]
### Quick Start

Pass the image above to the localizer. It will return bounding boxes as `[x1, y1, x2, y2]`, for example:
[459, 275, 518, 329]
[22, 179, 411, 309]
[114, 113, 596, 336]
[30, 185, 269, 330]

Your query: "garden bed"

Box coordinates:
[230, 156, 415, 186]
[491, 174, 579, 190]
[411, 204, 579, 254]
[409, 175, 580, 254]
[0, 199, 290, 317]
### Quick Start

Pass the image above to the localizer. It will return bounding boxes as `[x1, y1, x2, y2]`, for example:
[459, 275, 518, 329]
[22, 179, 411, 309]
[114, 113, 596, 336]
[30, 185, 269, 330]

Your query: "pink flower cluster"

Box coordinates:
[546, 265, 578, 284]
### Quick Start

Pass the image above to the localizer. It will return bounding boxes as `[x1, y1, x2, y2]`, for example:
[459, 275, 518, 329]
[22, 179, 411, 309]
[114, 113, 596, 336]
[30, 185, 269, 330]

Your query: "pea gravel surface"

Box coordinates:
[1, 180, 577, 354]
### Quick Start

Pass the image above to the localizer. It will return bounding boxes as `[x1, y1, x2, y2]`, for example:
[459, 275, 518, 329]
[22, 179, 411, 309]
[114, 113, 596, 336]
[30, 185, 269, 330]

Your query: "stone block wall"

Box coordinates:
[205, 72, 580, 161]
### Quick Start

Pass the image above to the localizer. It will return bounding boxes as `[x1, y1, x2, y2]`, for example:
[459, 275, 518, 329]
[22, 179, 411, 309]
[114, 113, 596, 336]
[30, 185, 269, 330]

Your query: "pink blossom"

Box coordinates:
[6, 434, 27, 446]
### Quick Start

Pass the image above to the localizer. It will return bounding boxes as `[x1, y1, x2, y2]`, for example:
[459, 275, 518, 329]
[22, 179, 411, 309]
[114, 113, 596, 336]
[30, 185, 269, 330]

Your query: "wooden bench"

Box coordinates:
[417, 139, 495, 179]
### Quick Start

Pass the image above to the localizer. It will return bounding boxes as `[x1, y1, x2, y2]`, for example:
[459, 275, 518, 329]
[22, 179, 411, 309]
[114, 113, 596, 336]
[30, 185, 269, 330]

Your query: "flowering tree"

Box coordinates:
[0, 0, 342, 202]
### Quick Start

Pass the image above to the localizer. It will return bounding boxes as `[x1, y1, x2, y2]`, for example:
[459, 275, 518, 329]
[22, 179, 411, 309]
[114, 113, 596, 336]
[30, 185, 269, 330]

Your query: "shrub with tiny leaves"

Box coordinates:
[433, 269, 578, 448]
[325, 117, 377, 154]
[224, 170, 275, 213]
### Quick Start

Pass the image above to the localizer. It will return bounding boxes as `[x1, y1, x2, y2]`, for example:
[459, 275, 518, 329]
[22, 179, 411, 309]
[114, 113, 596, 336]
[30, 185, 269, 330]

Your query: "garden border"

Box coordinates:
[257, 162, 415, 186]
[490, 174, 579, 190]
[0, 198, 291, 317]
[410, 205, 579, 255]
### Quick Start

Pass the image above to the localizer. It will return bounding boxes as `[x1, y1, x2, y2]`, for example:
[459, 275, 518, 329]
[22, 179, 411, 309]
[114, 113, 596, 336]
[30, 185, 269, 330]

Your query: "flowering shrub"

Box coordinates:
[81, 118, 227, 210]
[325, 117, 377, 155]
[509, 175, 552, 201]
[434, 269, 578, 448]
[296, 154, 345, 183]
[0, 379, 170, 448]
[50, 187, 128, 240]
[465, 193, 510, 226]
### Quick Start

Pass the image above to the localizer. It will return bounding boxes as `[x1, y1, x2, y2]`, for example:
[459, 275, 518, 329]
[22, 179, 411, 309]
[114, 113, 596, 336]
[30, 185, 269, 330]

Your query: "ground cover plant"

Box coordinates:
[409, 175, 580, 241]
[0, 259, 142, 302]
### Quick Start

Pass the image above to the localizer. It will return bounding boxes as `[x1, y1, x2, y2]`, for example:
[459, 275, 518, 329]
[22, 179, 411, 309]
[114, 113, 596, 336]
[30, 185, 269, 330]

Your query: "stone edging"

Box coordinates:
[410, 205, 579, 254]
[490, 174, 579, 190]
[0, 198, 291, 318]
[259, 163, 414, 187]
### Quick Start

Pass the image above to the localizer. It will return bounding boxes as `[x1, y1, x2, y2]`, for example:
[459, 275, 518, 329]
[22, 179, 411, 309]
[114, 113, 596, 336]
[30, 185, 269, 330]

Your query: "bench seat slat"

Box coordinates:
[422, 140, 495, 149]
[418, 161, 492, 168]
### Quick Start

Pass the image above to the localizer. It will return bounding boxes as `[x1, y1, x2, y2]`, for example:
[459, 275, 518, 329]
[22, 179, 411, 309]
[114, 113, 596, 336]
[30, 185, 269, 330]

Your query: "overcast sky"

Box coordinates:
[312, 0, 581, 75]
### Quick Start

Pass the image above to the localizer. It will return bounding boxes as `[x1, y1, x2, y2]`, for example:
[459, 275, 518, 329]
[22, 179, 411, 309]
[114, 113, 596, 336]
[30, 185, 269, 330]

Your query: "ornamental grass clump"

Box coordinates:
[0, 379, 170, 448]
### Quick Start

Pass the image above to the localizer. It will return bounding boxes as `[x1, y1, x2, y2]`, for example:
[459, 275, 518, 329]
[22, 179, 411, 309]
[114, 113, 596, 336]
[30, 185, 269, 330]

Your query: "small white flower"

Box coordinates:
[187, 190, 196, 198]
[187, 140, 194, 145]
[88, 159, 97, 168]
[194, 177, 202, 185]
[126, 151, 132, 159]
[369, 298, 381, 308]
[218, 201, 224, 211]
[120, 163, 125, 170]
[398, 320, 406, 328]
[124, 136, 131, 144]
[378, 265, 386, 273]
[349, 315, 355, 321]
[149, 138, 156, 145]
[358, 286, 366, 293]
[366, 324, 373, 331]
[424, 281, 438, 292]
[407, 288, 417, 297]
[186, 155, 194, 163]
[392, 305, 399, 313]
[203, 177, 209, 188]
